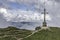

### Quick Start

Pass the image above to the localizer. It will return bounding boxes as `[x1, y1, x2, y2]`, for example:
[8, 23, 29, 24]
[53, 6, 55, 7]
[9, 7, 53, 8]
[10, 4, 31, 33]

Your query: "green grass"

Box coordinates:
[0, 36, 17, 40]
[0, 26, 32, 40]
[0, 27, 60, 40]
[23, 27, 60, 40]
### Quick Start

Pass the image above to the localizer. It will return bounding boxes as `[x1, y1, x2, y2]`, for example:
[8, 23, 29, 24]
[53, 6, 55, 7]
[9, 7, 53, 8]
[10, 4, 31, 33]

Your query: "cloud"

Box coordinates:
[40, 14, 51, 20]
[0, 7, 51, 22]
[0, 8, 7, 13]
[0, 0, 60, 30]
[0, 8, 14, 21]
[0, 8, 10, 28]
[54, 0, 60, 2]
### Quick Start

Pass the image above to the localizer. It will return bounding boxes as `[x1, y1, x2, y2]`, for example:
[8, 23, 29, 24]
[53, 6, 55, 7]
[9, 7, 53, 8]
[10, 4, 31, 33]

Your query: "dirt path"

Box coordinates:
[17, 29, 42, 40]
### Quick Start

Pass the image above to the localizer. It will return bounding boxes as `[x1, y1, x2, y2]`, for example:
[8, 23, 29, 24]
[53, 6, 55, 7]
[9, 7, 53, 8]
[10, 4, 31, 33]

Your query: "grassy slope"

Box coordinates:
[23, 27, 60, 40]
[0, 27, 60, 40]
[0, 27, 31, 40]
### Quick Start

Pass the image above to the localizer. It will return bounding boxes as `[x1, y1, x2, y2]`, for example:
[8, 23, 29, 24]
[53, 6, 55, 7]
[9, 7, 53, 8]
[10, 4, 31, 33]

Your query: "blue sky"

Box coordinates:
[5, 1, 36, 11]
[0, 0, 60, 30]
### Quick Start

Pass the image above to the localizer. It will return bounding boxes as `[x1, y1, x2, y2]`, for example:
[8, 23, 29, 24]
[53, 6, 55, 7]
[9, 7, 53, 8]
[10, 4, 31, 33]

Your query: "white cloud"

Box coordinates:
[0, 0, 60, 29]
[8, 0, 16, 2]
[0, 8, 7, 13]
[0, 8, 15, 21]
[0, 8, 51, 22]
[40, 14, 51, 20]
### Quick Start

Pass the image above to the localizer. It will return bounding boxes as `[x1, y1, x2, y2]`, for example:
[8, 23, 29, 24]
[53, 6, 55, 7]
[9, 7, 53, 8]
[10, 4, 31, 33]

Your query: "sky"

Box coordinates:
[0, 0, 60, 30]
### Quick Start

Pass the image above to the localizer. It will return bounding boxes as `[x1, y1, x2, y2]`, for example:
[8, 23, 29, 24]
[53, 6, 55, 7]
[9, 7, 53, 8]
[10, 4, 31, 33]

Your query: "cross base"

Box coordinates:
[42, 22, 47, 27]
[41, 22, 50, 30]
[41, 27, 49, 30]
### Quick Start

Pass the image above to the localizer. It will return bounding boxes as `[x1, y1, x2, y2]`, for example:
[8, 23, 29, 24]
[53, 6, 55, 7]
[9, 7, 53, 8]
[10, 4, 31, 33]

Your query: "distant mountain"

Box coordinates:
[10, 22, 41, 30]
[11, 22, 36, 27]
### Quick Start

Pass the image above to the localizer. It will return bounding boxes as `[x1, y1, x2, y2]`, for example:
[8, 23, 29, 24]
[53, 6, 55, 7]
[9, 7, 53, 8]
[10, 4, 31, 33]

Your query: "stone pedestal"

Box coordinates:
[41, 27, 49, 30]
[41, 22, 49, 30]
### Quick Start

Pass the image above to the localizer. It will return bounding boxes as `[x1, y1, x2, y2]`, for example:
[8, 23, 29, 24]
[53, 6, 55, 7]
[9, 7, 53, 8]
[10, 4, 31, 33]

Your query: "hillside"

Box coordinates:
[23, 27, 60, 40]
[0, 27, 60, 40]
[0, 26, 32, 40]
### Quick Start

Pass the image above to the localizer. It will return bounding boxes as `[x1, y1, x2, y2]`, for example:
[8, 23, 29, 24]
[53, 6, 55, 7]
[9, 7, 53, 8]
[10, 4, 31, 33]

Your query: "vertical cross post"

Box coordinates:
[42, 0, 47, 27]
[42, 8, 47, 27]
